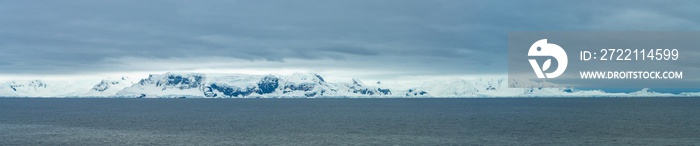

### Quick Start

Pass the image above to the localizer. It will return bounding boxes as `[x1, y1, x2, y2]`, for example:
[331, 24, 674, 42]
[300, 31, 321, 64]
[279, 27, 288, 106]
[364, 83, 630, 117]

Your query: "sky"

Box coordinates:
[1, 0, 700, 82]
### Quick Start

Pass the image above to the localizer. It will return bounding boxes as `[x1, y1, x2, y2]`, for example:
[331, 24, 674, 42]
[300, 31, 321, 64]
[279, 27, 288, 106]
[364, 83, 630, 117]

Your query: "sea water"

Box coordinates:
[1, 98, 699, 145]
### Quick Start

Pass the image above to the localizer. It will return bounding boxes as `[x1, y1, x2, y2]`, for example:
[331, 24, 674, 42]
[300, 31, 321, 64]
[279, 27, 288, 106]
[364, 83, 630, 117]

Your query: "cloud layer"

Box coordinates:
[1, 0, 699, 77]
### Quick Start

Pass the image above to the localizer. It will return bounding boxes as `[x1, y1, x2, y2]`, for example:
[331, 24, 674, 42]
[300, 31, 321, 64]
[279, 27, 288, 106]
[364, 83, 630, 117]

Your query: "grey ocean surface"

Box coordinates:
[1, 98, 699, 145]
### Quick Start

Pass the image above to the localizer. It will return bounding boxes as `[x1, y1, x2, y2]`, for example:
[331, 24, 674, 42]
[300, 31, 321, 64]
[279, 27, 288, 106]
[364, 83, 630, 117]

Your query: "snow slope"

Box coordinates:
[84, 77, 139, 97]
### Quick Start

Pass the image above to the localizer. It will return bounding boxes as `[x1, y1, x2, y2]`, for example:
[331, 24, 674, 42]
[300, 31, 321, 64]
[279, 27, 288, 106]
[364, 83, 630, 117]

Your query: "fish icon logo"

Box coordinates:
[528, 39, 567, 78]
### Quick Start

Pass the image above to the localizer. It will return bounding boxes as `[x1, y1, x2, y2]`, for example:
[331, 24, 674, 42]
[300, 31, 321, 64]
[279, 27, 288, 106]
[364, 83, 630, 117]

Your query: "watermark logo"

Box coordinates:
[510, 32, 693, 88]
[528, 39, 568, 78]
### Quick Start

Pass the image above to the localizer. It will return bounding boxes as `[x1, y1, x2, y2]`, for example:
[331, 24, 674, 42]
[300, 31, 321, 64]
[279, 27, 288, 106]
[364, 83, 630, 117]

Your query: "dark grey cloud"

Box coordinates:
[1, 0, 699, 76]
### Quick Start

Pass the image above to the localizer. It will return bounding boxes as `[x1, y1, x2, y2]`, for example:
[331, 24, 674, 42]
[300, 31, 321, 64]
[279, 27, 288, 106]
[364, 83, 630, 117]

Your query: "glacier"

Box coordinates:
[0, 72, 694, 98]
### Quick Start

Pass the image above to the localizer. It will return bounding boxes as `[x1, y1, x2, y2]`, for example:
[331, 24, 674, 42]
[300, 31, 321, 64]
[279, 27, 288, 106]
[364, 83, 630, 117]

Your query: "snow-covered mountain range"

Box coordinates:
[0, 72, 694, 98]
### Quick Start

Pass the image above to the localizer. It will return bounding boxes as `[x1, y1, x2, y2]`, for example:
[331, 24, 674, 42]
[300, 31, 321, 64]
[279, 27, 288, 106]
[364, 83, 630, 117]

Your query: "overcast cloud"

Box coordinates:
[1, 0, 700, 79]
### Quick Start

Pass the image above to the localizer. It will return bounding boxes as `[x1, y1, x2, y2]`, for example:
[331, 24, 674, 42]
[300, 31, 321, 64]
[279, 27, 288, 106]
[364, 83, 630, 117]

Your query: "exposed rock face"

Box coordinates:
[117, 73, 391, 98]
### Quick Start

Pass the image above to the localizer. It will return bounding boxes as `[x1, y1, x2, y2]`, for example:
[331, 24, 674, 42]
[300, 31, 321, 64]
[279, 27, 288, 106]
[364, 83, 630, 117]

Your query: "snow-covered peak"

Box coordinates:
[0, 72, 695, 98]
[116, 73, 391, 98]
[92, 80, 120, 92]
[137, 73, 207, 90]
[83, 77, 137, 97]
[286, 73, 326, 84]
[8, 80, 48, 90]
